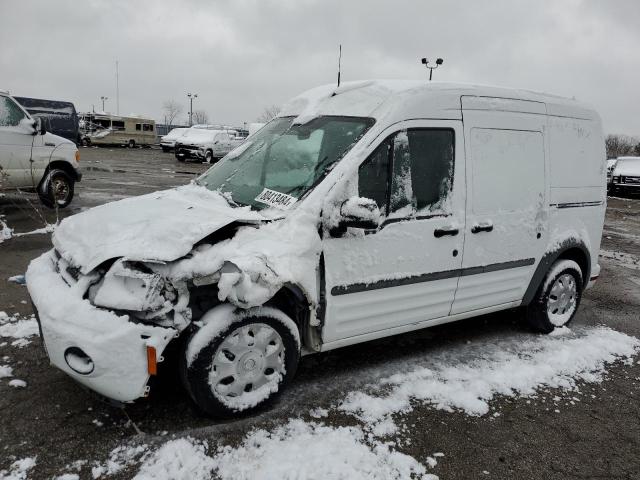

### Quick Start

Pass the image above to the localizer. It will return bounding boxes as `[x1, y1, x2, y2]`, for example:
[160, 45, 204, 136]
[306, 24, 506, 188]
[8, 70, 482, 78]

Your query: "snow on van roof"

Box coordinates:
[279, 80, 598, 125]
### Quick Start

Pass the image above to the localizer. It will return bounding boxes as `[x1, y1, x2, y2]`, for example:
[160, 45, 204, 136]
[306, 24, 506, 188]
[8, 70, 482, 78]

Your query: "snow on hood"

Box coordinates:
[53, 184, 268, 273]
[613, 157, 640, 176]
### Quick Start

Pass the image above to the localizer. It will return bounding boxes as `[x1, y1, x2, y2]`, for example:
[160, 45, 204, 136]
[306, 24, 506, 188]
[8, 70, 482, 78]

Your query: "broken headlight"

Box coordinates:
[88, 259, 173, 313]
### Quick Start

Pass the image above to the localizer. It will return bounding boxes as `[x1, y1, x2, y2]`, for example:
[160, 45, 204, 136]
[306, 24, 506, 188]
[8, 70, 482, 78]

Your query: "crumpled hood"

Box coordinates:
[53, 184, 270, 273]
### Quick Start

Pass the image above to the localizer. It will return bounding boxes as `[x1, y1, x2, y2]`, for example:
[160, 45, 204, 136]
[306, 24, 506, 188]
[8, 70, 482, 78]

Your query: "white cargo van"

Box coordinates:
[1, 90, 82, 207]
[27, 81, 606, 416]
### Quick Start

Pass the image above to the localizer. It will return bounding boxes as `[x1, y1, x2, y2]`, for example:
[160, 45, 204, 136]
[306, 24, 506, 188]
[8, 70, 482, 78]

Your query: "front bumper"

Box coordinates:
[26, 250, 175, 402]
[175, 145, 205, 160]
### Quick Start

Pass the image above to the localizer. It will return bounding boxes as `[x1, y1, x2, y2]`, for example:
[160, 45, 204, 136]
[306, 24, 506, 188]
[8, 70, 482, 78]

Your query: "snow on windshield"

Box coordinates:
[197, 116, 374, 210]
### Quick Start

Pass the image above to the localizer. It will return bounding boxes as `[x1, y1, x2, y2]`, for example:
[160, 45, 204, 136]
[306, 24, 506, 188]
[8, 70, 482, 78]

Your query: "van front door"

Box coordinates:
[0, 96, 34, 188]
[452, 104, 547, 314]
[322, 121, 465, 345]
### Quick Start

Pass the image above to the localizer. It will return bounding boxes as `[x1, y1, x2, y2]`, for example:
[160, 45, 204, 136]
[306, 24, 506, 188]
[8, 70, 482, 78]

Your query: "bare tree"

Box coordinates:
[162, 100, 183, 127]
[256, 105, 280, 123]
[605, 134, 639, 159]
[192, 110, 209, 125]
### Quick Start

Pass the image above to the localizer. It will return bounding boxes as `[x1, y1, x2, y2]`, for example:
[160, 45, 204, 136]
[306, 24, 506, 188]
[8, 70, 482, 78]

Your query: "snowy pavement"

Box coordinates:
[1, 148, 640, 479]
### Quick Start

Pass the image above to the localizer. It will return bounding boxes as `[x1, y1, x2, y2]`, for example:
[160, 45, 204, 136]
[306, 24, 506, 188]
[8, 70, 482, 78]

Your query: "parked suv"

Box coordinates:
[27, 81, 605, 416]
[610, 156, 640, 196]
[0, 90, 82, 208]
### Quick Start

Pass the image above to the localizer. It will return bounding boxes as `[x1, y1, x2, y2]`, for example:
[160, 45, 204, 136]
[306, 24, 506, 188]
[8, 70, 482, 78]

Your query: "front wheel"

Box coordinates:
[128, 139, 136, 148]
[525, 259, 583, 333]
[38, 169, 75, 209]
[204, 150, 214, 163]
[181, 305, 300, 417]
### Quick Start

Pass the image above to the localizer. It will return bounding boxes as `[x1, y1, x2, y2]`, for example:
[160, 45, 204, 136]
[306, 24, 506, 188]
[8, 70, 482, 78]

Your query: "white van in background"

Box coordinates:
[0, 90, 81, 208]
[27, 81, 606, 416]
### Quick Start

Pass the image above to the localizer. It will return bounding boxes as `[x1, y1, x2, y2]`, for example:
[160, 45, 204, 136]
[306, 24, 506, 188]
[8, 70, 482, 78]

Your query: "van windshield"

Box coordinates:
[196, 116, 374, 209]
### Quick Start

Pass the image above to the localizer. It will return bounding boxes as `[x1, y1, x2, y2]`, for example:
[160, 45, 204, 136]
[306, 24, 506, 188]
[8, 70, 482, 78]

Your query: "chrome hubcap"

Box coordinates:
[52, 178, 69, 203]
[547, 273, 577, 326]
[210, 323, 285, 403]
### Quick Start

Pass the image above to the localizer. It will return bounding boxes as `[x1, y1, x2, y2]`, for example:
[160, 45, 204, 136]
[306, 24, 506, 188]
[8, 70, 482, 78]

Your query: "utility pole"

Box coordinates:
[100, 96, 108, 111]
[421, 57, 444, 81]
[187, 92, 198, 126]
[115, 60, 120, 114]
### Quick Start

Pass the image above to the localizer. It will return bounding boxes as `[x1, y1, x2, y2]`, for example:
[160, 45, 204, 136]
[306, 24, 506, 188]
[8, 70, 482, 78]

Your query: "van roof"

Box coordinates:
[279, 80, 599, 125]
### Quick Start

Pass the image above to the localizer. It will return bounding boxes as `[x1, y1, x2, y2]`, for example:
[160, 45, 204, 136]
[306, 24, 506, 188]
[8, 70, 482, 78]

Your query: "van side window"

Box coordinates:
[143, 124, 153, 132]
[0, 97, 27, 127]
[112, 120, 125, 131]
[135, 124, 141, 131]
[404, 129, 455, 212]
[358, 140, 392, 214]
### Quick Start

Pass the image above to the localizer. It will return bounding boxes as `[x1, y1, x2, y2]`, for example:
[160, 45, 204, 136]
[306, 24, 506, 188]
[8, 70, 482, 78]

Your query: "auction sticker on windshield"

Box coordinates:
[255, 188, 298, 210]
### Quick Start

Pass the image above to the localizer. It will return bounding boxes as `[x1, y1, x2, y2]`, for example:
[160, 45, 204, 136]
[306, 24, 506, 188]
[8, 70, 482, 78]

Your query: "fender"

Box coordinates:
[521, 238, 591, 306]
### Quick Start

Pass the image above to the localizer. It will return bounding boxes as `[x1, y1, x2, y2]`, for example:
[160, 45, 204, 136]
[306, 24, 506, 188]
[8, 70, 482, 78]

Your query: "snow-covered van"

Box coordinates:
[610, 156, 640, 195]
[26, 81, 606, 416]
[0, 90, 82, 208]
[174, 128, 244, 162]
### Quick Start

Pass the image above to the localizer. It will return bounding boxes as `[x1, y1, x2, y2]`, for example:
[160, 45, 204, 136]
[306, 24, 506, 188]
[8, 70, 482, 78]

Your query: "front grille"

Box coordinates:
[623, 176, 640, 184]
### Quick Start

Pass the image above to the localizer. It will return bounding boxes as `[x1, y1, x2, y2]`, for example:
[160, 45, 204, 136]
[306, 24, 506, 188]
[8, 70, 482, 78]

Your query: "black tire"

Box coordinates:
[525, 259, 583, 334]
[181, 306, 300, 418]
[128, 139, 136, 148]
[81, 137, 91, 147]
[38, 169, 75, 209]
[204, 150, 214, 163]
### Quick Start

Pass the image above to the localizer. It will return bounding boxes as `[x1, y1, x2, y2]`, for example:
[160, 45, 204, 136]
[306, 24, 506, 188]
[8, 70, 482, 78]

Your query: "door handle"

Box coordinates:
[471, 222, 494, 234]
[434, 227, 459, 238]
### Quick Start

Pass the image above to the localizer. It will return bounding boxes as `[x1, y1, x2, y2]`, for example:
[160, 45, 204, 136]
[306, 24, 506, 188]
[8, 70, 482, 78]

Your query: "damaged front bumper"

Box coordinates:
[26, 250, 176, 402]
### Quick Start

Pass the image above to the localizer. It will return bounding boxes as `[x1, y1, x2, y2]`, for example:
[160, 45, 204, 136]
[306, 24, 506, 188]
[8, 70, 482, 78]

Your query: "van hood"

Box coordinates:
[52, 184, 273, 274]
[44, 132, 74, 147]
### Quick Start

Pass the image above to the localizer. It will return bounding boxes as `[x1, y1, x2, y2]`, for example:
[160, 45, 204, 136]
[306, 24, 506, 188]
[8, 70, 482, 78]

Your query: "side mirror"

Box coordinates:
[34, 116, 47, 135]
[335, 196, 381, 234]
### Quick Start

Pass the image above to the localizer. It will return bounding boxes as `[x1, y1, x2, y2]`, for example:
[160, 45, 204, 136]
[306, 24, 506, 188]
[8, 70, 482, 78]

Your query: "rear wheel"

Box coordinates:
[181, 305, 300, 417]
[204, 150, 214, 163]
[128, 139, 136, 148]
[81, 137, 91, 147]
[525, 259, 583, 333]
[38, 169, 75, 209]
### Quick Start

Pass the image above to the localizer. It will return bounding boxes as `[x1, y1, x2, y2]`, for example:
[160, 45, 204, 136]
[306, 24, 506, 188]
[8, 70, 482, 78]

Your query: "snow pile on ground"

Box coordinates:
[133, 438, 215, 480]
[0, 364, 13, 379]
[339, 326, 640, 427]
[91, 444, 148, 479]
[0, 215, 12, 244]
[133, 420, 434, 480]
[0, 312, 39, 347]
[0, 457, 36, 480]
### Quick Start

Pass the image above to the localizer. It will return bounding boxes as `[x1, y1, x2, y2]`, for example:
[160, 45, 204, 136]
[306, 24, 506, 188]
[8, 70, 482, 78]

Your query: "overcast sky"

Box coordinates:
[2, 0, 639, 134]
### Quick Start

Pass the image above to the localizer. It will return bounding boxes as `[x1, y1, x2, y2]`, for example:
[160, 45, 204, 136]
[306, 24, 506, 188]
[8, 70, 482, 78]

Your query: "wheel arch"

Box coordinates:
[38, 160, 81, 187]
[266, 283, 320, 352]
[522, 239, 591, 306]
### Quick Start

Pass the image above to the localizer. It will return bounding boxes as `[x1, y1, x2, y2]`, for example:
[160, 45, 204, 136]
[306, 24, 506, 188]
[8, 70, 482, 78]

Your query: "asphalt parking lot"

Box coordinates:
[1, 147, 640, 479]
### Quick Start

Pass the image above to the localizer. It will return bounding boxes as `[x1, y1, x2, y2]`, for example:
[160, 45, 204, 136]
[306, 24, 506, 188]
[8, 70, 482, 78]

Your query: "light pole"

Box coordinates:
[187, 93, 198, 126]
[100, 96, 108, 111]
[421, 57, 444, 81]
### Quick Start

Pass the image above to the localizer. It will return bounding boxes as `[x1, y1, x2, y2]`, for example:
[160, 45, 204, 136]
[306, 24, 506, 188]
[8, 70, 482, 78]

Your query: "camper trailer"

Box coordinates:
[80, 113, 156, 148]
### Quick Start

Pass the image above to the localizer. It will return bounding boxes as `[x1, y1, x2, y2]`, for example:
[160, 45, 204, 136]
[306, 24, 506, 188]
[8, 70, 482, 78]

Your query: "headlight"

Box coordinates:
[89, 259, 167, 312]
[75, 150, 80, 162]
